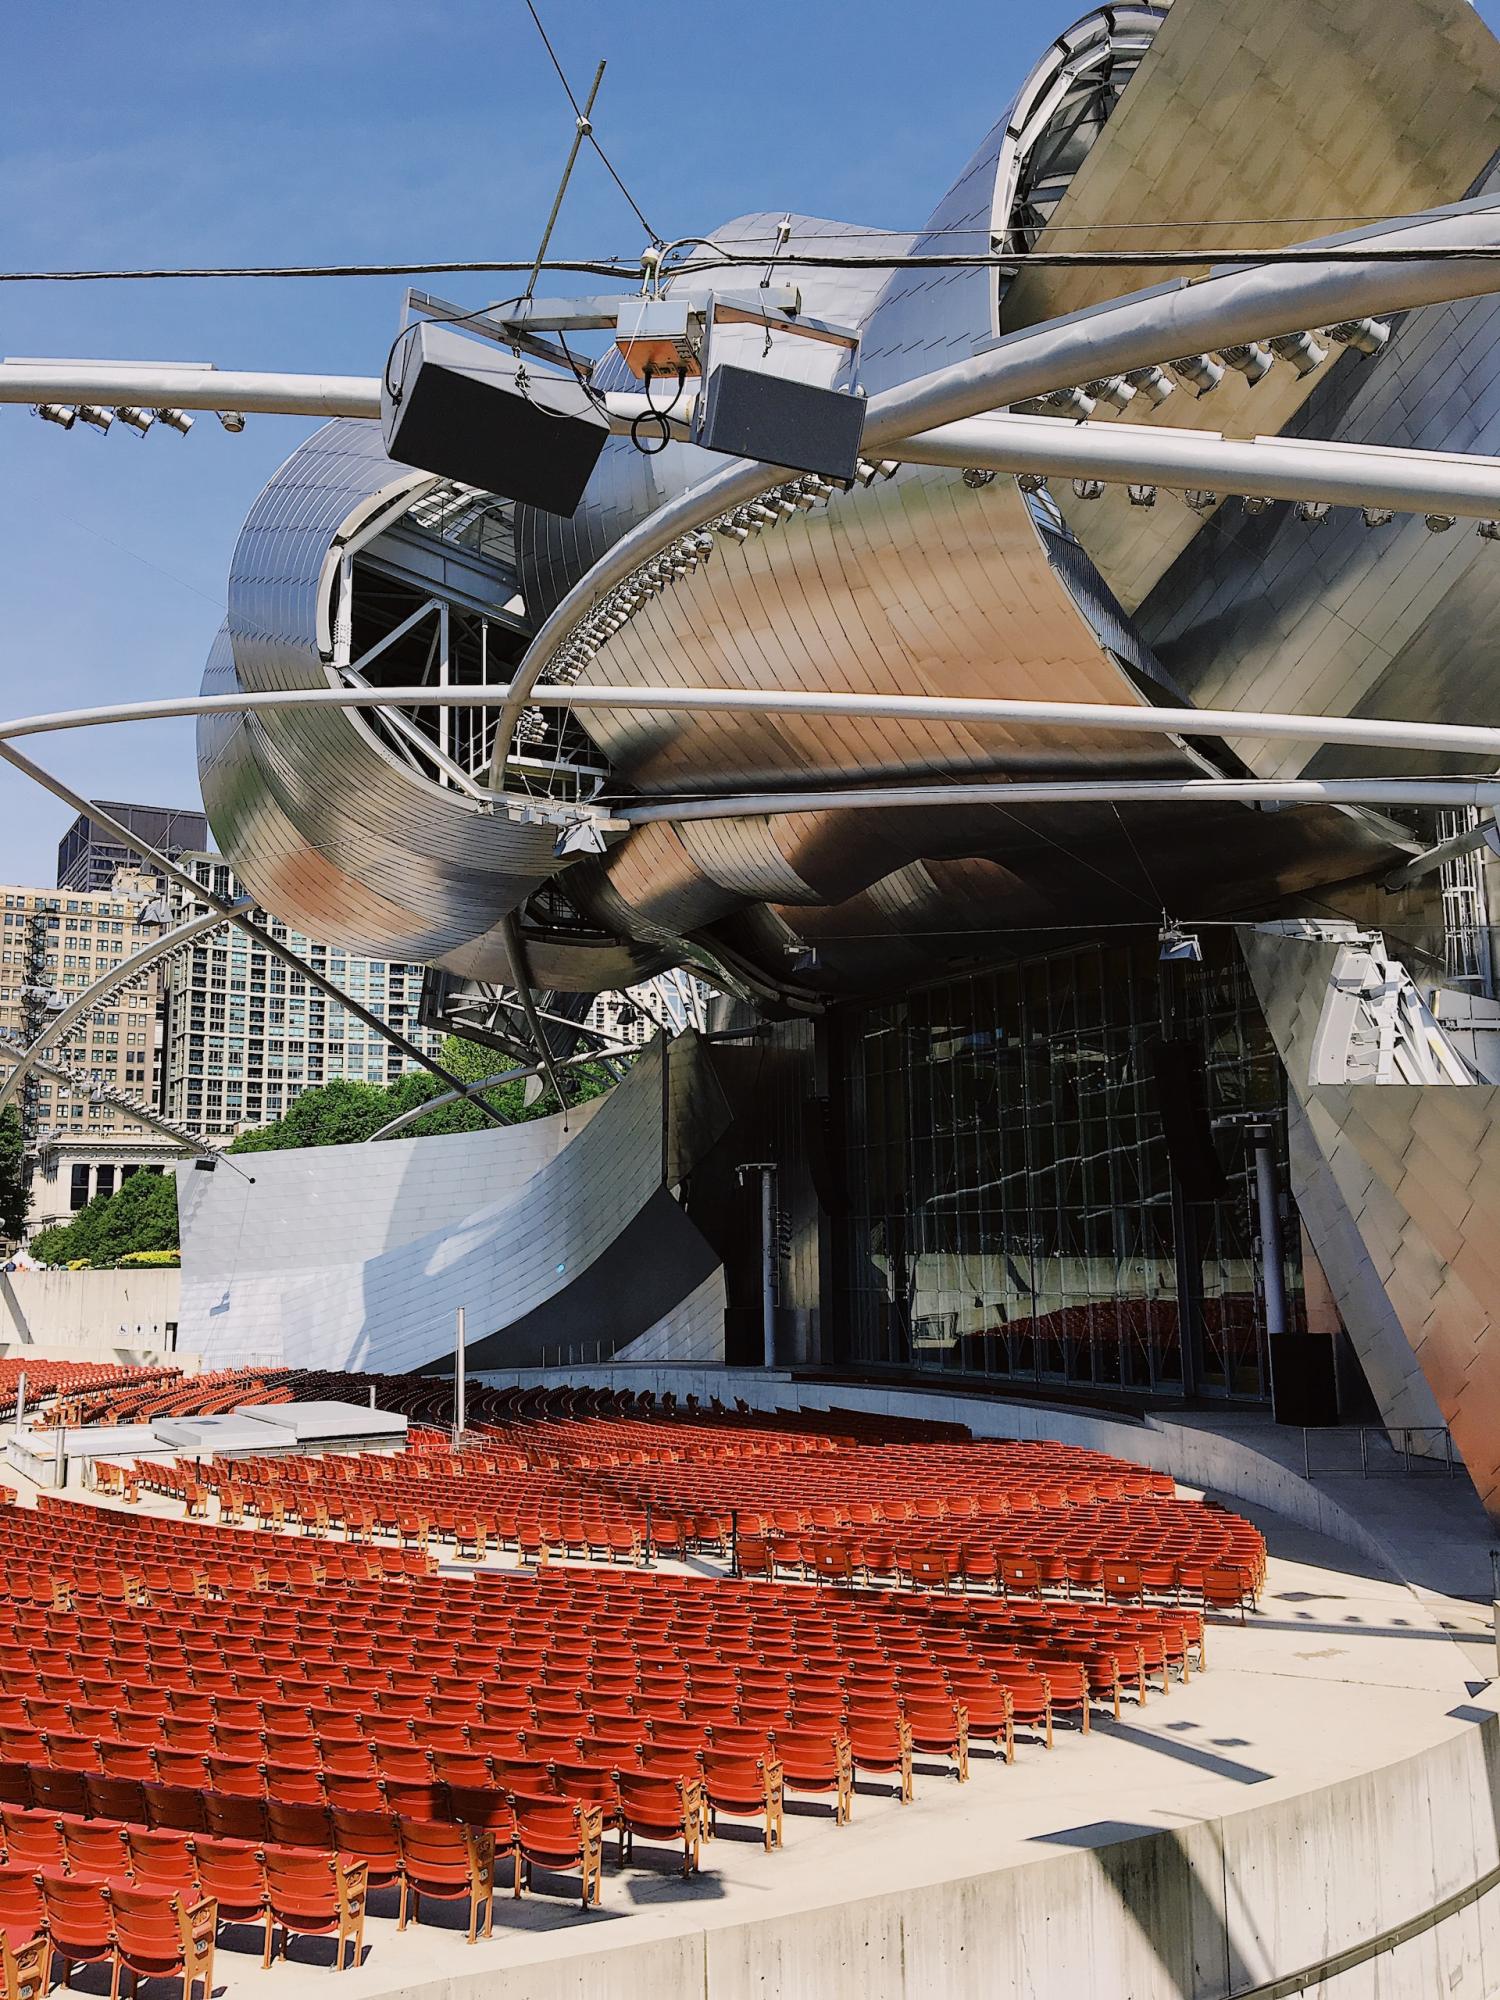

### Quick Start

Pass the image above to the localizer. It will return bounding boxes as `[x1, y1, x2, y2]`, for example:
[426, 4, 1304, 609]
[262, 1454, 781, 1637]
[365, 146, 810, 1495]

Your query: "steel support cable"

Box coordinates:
[0, 742, 509, 1125]
[365, 1042, 636, 1142]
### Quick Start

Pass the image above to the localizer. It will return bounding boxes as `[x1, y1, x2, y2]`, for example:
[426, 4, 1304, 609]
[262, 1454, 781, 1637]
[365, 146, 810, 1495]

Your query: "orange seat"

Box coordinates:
[512, 1796, 603, 1909]
[394, 1818, 495, 1940]
[263, 1845, 367, 1969]
[107, 1882, 217, 2000]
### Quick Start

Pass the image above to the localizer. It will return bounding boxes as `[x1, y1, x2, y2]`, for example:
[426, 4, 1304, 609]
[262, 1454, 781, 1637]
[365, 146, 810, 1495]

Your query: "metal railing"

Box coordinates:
[1301, 1424, 1456, 1481]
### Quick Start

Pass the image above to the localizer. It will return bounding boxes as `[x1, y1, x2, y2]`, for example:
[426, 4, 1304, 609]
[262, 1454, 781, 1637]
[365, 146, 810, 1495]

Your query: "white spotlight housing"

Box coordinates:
[1241, 496, 1273, 516]
[1476, 520, 1500, 542]
[1070, 478, 1104, 500]
[116, 407, 155, 435]
[1169, 354, 1224, 395]
[155, 408, 194, 434]
[1269, 332, 1329, 376]
[1016, 473, 1048, 494]
[1040, 387, 1095, 419]
[76, 406, 114, 433]
[1124, 366, 1175, 407]
[1361, 507, 1394, 528]
[962, 467, 996, 489]
[216, 410, 247, 433]
[1424, 513, 1456, 533]
[1083, 375, 1137, 412]
[1182, 490, 1218, 513]
[1127, 484, 1157, 508]
[716, 519, 749, 542]
[1295, 500, 1330, 523]
[1220, 343, 1274, 385]
[1325, 317, 1390, 356]
[34, 404, 75, 430]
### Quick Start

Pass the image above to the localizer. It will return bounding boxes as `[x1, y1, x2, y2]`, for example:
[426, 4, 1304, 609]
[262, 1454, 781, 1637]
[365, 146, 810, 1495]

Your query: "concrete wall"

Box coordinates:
[0, 1268, 181, 1360]
[365, 1709, 1500, 2000]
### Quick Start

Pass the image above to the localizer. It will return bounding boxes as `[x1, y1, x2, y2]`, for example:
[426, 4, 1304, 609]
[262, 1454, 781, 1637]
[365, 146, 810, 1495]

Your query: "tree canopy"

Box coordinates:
[227, 1036, 621, 1153]
[0, 1108, 26, 1243]
[32, 1168, 178, 1268]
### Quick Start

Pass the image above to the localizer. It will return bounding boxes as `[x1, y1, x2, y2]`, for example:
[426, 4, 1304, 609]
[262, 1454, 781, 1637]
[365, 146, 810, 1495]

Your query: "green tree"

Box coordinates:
[227, 1037, 624, 1152]
[0, 1107, 26, 1242]
[32, 1168, 178, 1267]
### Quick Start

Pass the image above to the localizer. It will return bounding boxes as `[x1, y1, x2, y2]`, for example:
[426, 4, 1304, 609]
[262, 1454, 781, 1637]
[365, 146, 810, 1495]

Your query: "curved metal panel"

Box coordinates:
[201, 422, 565, 979]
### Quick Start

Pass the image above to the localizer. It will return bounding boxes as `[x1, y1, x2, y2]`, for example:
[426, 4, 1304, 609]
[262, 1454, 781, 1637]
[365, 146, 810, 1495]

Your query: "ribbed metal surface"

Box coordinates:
[200, 421, 564, 979]
[1242, 924, 1500, 1517]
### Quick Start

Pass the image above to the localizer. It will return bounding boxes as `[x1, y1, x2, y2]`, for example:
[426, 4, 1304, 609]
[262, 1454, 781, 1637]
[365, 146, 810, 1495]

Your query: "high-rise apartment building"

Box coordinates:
[0, 873, 179, 1233]
[160, 855, 445, 1141]
[57, 803, 208, 893]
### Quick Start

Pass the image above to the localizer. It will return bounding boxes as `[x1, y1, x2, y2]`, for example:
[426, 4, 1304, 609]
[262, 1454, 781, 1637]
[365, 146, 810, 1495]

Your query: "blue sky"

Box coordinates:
[1, 0, 1497, 885]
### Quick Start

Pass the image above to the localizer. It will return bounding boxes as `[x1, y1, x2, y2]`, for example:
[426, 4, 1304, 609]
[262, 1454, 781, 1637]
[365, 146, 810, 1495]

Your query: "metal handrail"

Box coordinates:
[1301, 1424, 1455, 1480]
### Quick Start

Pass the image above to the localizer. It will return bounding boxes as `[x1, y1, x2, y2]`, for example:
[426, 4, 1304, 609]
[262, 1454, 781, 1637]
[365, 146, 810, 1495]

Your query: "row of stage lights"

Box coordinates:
[31, 405, 247, 435]
[1020, 317, 1392, 421]
[1003, 469, 1500, 537]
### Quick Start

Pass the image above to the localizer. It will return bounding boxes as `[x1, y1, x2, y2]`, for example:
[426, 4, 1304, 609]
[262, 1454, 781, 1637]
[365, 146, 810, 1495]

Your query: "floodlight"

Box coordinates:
[1361, 507, 1394, 528]
[1016, 472, 1047, 494]
[1476, 520, 1500, 542]
[1295, 500, 1330, 523]
[116, 406, 154, 435]
[217, 410, 247, 433]
[1040, 387, 1095, 419]
[155, 408, 194, 434]
[1158, 921, 1203, 964]
[1242, 495, 1272, 516]
[1183, 490, 1218, 513]
[34, 404, 75, 430]
[1424, 513, 1456, 533]
[1220, 343, 1274, 385]
[1084, 375, 1137, 412]
[1127, 484, 1157, 508]
[1070, 478, 1104, 499]
[962, 467, 996, 489]
[1269, 331, 1329, 376]
[1325, 318, 1390, 355]
[717, 518, 750, 541]
[1169, 354, 1224, 394]
[1124, 366, 1175, 407]
[76, 406, 114, 433]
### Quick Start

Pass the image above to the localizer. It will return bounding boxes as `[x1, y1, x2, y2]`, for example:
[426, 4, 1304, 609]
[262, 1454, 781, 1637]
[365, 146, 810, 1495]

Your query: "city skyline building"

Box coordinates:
[159, 854, 446, 1143]
[56, 802, 209, 894]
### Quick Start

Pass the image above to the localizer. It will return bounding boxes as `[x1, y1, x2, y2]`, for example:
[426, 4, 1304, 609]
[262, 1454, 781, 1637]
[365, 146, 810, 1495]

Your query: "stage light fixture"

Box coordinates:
[1040, 387, 1096, 419]
[1183, 490, 1218, 513]
[1242, 495, 1272, 516]
[1424, 513, 1456, 533]
[76, 406, 113, 433]
[1325, 317, 1390, 355]
[716, 519, 750, 542]
[1127, 484, 1157, 507]
[1016, 473, 1048, 494]
[116, 407, 155, 435]
[1295, 500, 1330, 522]
[1476, 520, 1500, 541]
[1084, 375, 1137, 411]
[155, 408, 194, 434]
[1070, 478, 1104, 500]
[34, 404, 75, 430]
[217, 411, 247, 433]
[1169, 354, 1224, 394]
[962, 467, 996, 488]
[1269, 331, 1329, 376]
[1220, 343, 1274, 385]
[1361, 507, 1394, 528]
[1124, 366, 1175, 407]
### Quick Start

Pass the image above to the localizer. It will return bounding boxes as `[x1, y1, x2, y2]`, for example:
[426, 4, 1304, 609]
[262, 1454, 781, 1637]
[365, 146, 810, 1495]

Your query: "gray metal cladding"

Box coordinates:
[175, 1035, 732, 1371]
[201, 418, 565, 975]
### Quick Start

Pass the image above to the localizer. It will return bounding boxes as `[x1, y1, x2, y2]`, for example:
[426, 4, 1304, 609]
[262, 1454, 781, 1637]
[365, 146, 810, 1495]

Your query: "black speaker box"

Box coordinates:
[1148, 1039, 1229, 1202]
[1270, 1333, 1340, 1426]
[694, 363, 866, 482]
[382, 320, 610, 517]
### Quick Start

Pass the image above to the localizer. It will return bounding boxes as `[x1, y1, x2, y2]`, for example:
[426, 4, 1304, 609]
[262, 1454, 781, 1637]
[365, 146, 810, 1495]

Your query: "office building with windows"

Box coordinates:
[159, 855, 445, 1142]
[56, 802, 208, 894]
